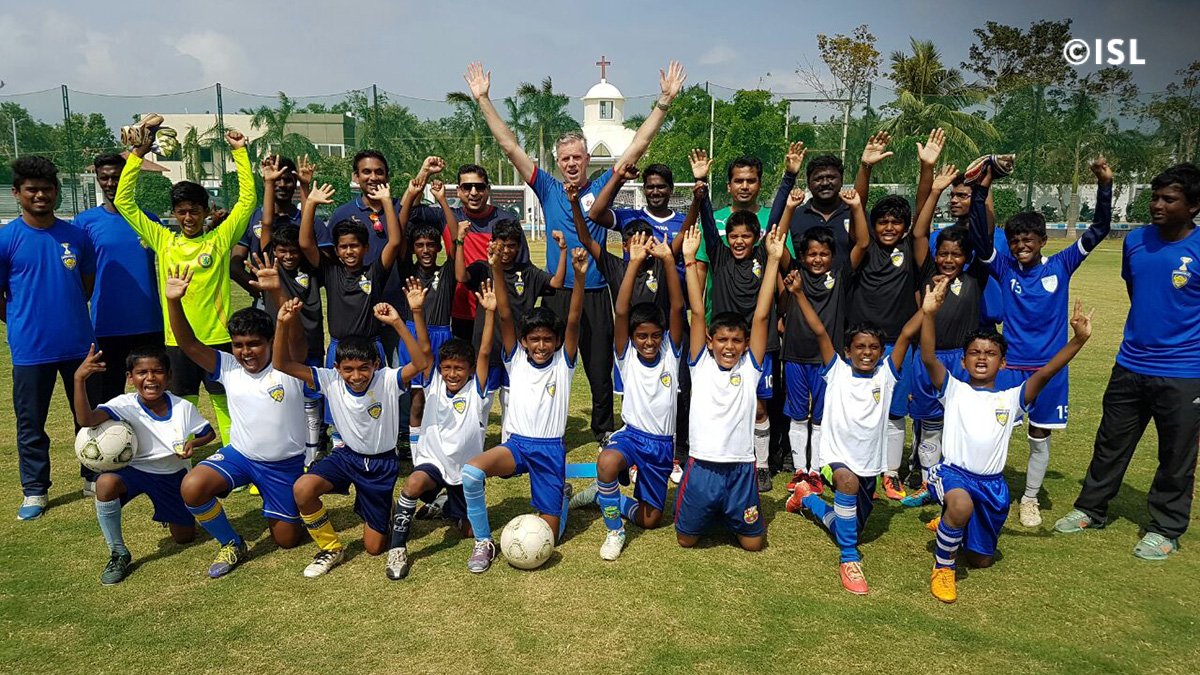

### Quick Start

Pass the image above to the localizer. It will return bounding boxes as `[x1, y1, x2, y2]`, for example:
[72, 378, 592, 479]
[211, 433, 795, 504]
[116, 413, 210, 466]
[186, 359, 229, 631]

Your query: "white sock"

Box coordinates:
[886, 417, 906, 474]
[1025, 433, 1051, 501]
[809, 424, 823, 474]
[409, 425, 421, 448]
[303, 397, 322, 464]
[754, 420, 770, 469]
[917, 419, 944, 481]
[788, 419, 811, 473]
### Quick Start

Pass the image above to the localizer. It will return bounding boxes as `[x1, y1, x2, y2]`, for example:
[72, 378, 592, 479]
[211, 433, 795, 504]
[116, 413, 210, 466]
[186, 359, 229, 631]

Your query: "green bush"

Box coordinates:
[135, 173, 173, 217]
[1127, 189, 1151, 223]
[992, 188, 1022, 226]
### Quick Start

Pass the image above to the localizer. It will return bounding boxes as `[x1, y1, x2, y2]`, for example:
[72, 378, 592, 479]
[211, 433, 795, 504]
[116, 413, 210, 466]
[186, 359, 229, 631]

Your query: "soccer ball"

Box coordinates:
[500, 514, 554, 570]
[75, 420, 138, 473]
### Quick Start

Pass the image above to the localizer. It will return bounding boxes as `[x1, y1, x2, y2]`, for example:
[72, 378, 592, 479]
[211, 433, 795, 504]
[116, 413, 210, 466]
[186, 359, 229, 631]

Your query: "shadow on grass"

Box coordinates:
[47, 490, 85, 511]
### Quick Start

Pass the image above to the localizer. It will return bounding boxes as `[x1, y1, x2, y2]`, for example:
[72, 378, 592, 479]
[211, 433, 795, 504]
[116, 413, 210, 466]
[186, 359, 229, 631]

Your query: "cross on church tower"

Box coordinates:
[595, 55, 611, 82]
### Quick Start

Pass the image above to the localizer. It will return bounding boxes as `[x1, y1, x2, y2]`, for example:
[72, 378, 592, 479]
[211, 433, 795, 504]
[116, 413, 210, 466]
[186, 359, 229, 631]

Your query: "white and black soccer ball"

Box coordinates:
[75, 420, 137, 473]
[500, 514, 554, 570]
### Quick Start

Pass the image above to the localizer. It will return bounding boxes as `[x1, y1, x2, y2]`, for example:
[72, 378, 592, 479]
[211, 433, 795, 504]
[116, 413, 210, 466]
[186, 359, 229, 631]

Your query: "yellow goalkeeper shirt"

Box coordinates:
[114, 147, 256, 346]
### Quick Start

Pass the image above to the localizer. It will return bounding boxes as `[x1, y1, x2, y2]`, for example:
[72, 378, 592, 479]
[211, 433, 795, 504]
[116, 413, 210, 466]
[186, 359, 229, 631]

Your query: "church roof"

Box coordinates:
[583, 80, 623, 100]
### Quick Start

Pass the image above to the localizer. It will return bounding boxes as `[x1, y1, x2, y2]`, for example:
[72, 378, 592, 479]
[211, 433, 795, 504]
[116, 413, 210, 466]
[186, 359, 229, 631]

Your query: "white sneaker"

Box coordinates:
[303, 548, 345, 578]
[600, 529, 627, 561]
[17, 494, 49, 521]
[82, 480, 97, 497]
[670, 461, 684, 485]
[1019, 498, 1042, 528]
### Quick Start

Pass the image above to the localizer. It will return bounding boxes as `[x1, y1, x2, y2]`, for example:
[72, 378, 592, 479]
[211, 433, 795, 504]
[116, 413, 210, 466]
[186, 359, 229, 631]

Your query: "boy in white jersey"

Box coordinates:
[572, 230, 686, 560]
[674, 221, 785, 552]
[785, 272, 923, 595]
[459, 245, 588, 573]
[920, 277, 1091, 602]
[384, 280, 497, 581]
[275, 284, 430, 578]
[73, 345, 215, 584]
[167, 266, 311, 579]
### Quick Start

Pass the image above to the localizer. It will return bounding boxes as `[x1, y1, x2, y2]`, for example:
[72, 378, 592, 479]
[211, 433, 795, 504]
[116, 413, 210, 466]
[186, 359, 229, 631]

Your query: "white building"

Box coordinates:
[579, 58, 636, 176]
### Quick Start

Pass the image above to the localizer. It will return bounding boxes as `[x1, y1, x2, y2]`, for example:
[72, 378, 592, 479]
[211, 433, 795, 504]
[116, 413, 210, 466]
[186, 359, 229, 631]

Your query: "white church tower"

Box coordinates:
[581, 56, 636, 176]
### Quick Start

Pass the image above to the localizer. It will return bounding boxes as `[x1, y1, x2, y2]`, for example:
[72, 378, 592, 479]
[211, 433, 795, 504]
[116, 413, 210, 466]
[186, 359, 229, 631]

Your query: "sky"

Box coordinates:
[0, 0, 1194, 121]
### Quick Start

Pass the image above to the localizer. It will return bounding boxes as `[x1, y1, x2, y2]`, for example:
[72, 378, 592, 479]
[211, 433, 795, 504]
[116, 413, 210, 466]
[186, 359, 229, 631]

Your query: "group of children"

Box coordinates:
[19, 107, 1177, 606]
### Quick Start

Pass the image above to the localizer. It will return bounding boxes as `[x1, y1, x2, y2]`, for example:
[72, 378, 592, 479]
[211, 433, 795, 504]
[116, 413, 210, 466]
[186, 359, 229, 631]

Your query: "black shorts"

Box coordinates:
[411, 463, 467, 522]
[166, 343, 230, 396]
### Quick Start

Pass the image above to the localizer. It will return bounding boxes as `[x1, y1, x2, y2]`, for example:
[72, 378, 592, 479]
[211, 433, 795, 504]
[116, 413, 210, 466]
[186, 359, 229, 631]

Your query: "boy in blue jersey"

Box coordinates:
[968, 157, 1112, 528]
[1055, 163, 1200, 560]
[73, 345, 216, 584]
[920, 277, 1092, 602]
[2, 156, 99, 519]
[73, 154, 165, 405]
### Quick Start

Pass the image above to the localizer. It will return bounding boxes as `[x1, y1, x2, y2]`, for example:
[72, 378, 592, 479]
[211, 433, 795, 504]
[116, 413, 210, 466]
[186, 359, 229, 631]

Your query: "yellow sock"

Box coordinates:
[210, 393, 231, 445]
[300, 505, 342, 552]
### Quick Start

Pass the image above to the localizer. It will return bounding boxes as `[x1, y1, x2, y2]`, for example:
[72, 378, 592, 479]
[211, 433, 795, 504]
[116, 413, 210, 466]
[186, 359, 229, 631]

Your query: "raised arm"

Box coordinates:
[689, 149, 721, 255]
[272, 299, 316, 389]
[854, 131, 893, 205]
[113, 126, 166, 249]
[1080, 156, 1114, 253]
[891, 306, 926, 373]
[490, 242, 518, 356]
[682, 226, 707, 362]
[786, 268, 835, 365]
[563, 248, 588, 362]
[614, 233, 650, 352]
[915, 128, 946, 212]
[247, 252, 305, 362]
[215, 130, 257, 246]
[751, 225, 785, 363]
[1026, 300, 1092, 406]
[258, 154, 287, 251]
[567, 183, 602, 259]
[652, 235, 685, 350]
[919, 276, 951, 391]
[619, 61, 687, 165]
[373, 182, 403, 270]
[588, 163, 640, 229]
[72, 345, 112, 428]
[842, 188, 871, 270]
[464, 62, 536, 183]
[383, 280, 431, 385]
[547, 233, 568, 289]
[914, 164, 957, 268]
[398, 177, 426, 258]
[474, 280, 497, 385]
[768, 142, 805, 229]
[430, 179, 460, 261]
[967, 167, 995, 261]
[164, 265, 218, 375]
[453, 218, 472, 283]
[300, 183, 335, 267]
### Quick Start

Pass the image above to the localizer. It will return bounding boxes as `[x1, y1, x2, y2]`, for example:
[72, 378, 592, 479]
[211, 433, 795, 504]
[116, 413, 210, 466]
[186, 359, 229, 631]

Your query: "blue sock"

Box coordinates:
[935, 519, 964, 569]
[833, 491, 860, 563]
[596, 480, 623, 531]
[618, 495, 640, 522]
[95, 498, 128, 556]
[462, 465, 492, 541]
[558, 484, 570, 540]
[802, 494, 836, 530]
[187, 497, 241, 546]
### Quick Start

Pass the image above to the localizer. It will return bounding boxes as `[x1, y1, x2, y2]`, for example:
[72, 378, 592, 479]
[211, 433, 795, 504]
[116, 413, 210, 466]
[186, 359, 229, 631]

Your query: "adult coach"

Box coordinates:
[463, 59, 686, 443]
[73, 154, 165, 403]
[1, 157, 99, 519]
[1054, 163, 1200, 561]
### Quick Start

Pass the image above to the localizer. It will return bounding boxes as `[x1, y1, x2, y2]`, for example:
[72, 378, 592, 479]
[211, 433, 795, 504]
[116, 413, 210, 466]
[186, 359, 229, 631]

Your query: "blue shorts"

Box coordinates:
[397, 323, 454, 388]
[607, 425, 674, 512]
[884, 343, 913, 417]
[114, 466, 192, 526]
[783, 361, 826, 422]
[200, 445, 305, 522]
[758, 351, 776, 399]
[307, 446, 400, 533]
[823, 462, 877, 535]
[504, 434, 566, 516]
[485, 364, 509, 393]
[409, 463, 467, 522]
[1011, 366, 1068, 429]
[928, 463, 1009, 556]
[674, 458, 764, 537]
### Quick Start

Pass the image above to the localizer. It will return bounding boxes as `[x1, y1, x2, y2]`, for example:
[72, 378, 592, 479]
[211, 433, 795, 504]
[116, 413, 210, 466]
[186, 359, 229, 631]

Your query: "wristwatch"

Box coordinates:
[655, 100, 670, 111]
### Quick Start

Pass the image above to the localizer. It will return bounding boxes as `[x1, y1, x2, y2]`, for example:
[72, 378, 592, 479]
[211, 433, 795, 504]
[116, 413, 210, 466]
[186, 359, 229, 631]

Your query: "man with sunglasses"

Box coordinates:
[407, 162, 528, 340]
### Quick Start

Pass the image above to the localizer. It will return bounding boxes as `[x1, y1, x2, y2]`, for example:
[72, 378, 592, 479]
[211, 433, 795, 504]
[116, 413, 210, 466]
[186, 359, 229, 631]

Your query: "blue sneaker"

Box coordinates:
[901, 485, 934, 507]
[208, 539, 247, 578]
[17, 495, 48, 521]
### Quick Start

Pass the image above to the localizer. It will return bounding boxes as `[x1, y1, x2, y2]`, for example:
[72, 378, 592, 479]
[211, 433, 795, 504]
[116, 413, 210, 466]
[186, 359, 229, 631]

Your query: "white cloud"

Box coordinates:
[175, 31, 250, 87]
[698, 45, 738, 66]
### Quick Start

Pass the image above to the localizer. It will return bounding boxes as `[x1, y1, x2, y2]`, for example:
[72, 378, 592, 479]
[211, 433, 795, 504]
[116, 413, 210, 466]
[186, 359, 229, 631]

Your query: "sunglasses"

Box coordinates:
[458, 182, 489, 193]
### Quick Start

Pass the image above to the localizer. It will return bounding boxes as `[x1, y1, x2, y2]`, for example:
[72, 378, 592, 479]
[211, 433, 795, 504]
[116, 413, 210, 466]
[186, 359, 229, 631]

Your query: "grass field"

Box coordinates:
[1, 238, 1198, 674]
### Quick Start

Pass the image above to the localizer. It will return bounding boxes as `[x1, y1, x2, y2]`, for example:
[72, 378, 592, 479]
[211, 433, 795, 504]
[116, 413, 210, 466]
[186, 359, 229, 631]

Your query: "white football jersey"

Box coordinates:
[98, 393, 211, 474]
[212, 353, 306, 462]
[940, 376, 1027, 476]
[315, 366, 405, 456]
[415, 373, 487, 485]
[615, 338, 681, 437]
[687, 349, 762, 463]
[818, 357, 898, 476]
[502, 344, 575, 439]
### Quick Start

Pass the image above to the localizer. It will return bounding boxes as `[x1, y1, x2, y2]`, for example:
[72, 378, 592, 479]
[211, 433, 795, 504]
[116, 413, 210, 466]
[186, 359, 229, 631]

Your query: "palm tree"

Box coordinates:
[503, 77, 578, 170]
[446, 91, 484, 165]
[241, 92, 317, 161]
[180, 121, 222, 183]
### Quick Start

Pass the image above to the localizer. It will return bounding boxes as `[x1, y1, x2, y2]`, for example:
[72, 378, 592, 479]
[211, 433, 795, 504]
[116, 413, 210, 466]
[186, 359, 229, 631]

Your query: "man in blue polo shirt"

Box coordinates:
[1055, 163, 1200, 561]
[73, 154, 165, 405]
[464, 59, 686, 442]
[1, 156, 99, 520]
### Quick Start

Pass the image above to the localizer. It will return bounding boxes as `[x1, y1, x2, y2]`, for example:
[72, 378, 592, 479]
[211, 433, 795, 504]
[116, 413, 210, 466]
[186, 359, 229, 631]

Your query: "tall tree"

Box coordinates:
[446, 90, 486, 165]
[503, 77, 578, 172]
[1145, 61, 1200, 163]
[241, 92, 318, 162]
[796, 24, 881, 161]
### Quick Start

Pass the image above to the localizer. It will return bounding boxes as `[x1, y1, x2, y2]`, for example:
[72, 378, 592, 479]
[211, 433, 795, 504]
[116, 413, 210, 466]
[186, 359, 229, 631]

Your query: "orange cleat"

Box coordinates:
[840, 561, 869, 595]
[931, 566, 958, 603]
[785, 478, 815, 514]
[882, 473, 907, 500]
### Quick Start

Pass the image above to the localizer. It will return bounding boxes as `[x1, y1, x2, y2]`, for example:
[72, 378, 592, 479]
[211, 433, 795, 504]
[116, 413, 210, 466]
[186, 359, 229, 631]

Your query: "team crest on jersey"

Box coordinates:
[432, 270, 441, 291]
[842, 218, 851, 233]
[253, 222, 263, 239]
[752, 259, 763, 278]
[172, 440, 186, 456]
[208, 453, 224, 462]
[367, 402, 383, 419]
[358, 274, 372, 294]
[890, 249, 905, 268]
[514, 271, 525, 297]
[660, 373, 673, 388]
[452, 397, 467, 414]
[60, 243, 77, 270]
[1041, 275, 1059, 293]
[823, 273, 836, 290]
[267, 384, 285, 403]
[995, 408, 1010, 425]
[1172, 257, 1193, 289]
[545, 382, 557, 397]
[580, 192, 596, 211]
[295, 271, 310, 289]
[743, 506, 759, 524]
[198, 253, 214, 268]
[872, 386, 881, 403]
[730, 373, 742, 387]
[950, 278, 963, 296]
[646, 270, 658, 293]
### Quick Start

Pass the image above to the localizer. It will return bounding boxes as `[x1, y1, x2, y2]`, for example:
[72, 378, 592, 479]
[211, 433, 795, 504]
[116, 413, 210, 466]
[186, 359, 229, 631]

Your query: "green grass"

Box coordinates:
[1, 239, 1198, 674]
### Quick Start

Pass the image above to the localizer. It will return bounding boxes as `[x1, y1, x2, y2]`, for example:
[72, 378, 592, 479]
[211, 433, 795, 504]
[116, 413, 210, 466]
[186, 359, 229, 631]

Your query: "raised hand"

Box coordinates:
[628, 232, 650, 263]
[261, 154, 287, 182]
[649, 234, 673, 261]
[475, 279, 497, 312]
[366, 181, 392, 203]
[225, 128, 247, 150]
[785, 141, 807, 175]
[764, 224, 786, 261]
[839, 186, 862, 209]
[464, 62, 491, 100]
[278, 297, 303, 324]
[932, 164, 958, 192]
[74, 343, 107, 380]
[564, 182, 580, 203]
[681, 226, 701, 259]
[571, 247, 590, 275]
[457, 219, 470, 242]
[923, 276, 950, 314]
[689, 148, 711, 181]
[787, 186, 806, 209]
[421, 156, 446, 178]
[615, 162, 640, 182]
[1090, 155, 1113, 184]
[861, 131, 893, 167]
[1070, 298, 1095, 341]
[487, 240, 502, 267]
[783, 269, 803, 294]
[917, 128, 945, 167]
[307, 182, 336, 205]
[430, 178, 446, 200]
[551, 230, 567, 250]
[165, 264, 193, 300]
[403, 277, 428, 311]
[374, 301, 402, 324]
[247, 252, 281, 293]
[659, 60, 687, 104]
[297, 154, 314, 188]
